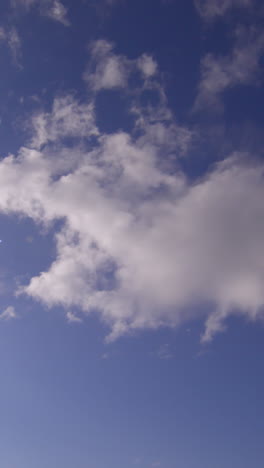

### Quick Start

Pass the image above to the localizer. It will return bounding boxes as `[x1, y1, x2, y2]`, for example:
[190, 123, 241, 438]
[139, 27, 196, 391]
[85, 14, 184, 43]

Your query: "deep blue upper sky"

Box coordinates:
[0, 1, 264, 467]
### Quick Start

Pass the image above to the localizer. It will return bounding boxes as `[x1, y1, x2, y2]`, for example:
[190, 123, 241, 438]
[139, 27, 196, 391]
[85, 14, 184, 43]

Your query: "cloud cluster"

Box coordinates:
[0, 40, 264, 342]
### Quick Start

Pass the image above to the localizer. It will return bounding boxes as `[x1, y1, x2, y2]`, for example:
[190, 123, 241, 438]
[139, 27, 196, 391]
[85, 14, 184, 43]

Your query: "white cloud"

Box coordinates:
[29, 94, 98, 149]
[0, 306, 17, 321]
[66, 311, 82, 323]
[157, 344, 173, 360]
[0, 43, 263, 343]
[84, 41, 189, 159]
[137, 54, 157, 78]
[45, 0, 69, 26]
[84, 40, 130, 91]
[194, 27, 264, 111]
[11, 0, 70, 25]
[195, 0, 252, 20]
[84, 40, 158, 92]
[0, 26, 22, 64]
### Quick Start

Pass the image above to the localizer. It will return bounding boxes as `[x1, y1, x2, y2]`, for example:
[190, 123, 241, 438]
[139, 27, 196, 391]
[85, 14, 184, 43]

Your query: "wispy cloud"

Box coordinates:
[0, 26, 22, 65]
[195, 0, 252, 21]
[44, 0, 69, 26]
[101, 352, 110, 359]
[84, 39, 129, 90]
[66, 311, 82, 324]
[11, 0, 70, 25]
[84, 40, 158, 91]
[157, 344, 173, 360]
[29, 94, 98, 149]
[194, 27, 264, 111]
[0, 306, 17, 321]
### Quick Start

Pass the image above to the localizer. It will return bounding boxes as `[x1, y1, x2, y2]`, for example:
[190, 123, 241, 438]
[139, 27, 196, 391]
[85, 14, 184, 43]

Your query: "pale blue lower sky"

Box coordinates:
[0, 292, 263, 468]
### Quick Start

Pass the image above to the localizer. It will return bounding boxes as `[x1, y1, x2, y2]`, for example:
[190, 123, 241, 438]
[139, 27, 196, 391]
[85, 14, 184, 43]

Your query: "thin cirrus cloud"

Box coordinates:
[0, 40, 264, 343]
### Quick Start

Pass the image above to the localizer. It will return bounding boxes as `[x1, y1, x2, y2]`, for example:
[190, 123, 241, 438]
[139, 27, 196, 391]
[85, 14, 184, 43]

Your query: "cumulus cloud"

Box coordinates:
[0, 26, 22, 64]
[11, 0, 70, 25]
[0, 41, 263, 343]
[195, 0, 252, 21]
[194, 27, 264, 111]
[0, 306, 17, 321]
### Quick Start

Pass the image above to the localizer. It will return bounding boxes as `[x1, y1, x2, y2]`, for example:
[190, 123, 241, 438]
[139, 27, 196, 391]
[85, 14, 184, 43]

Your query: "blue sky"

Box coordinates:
[0, 0, 264, 467]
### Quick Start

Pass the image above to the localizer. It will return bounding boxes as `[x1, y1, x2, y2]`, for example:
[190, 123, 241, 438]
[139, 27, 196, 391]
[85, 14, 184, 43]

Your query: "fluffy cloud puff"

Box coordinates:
[0, 41, 264, 342]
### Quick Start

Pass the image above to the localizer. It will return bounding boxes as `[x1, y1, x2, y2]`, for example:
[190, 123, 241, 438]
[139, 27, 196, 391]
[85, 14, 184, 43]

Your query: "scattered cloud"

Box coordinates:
[44, 0, 70, 26]
[194, 27, 264, 111]
[29, 94, 98, 149]
[66, 311, 83, 324]
[11, 0, 70, 25]
[101, 352, 110, 359]
[157, 344, 173, 360]
[194, 0, 252, 21]
[0, 306, 17, 321]
[137, 54, 157, 78]
[0, 26, 22, 64]
[84, 40, 129, 91]
[201, 310, 227, 343]
[84, 39, 158, 91]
